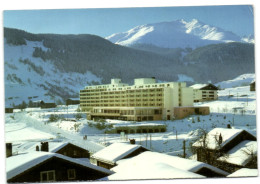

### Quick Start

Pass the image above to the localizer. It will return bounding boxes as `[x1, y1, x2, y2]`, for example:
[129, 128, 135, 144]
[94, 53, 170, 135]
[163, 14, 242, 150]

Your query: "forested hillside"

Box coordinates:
[4, 27, 255, 99]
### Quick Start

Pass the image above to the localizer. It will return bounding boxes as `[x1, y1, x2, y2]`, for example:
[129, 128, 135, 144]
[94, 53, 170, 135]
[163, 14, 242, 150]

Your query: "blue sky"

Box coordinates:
[4, 5, 254, 38]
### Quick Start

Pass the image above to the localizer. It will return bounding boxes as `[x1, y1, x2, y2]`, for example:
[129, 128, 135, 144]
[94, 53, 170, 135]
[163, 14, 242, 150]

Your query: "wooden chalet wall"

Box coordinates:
[8, 157, 110, 183]
[55, 143, 90, 158]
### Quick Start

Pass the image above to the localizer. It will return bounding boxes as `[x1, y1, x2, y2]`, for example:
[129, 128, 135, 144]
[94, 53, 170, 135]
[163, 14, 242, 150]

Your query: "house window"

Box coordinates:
[40, 170, 56, 182]
[67, 169, 76, 180]
[73, 150, 77, 156]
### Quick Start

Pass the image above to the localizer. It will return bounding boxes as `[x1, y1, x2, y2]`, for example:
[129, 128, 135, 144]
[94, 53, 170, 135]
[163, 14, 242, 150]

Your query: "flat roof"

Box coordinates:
[93, 107, 162, 110]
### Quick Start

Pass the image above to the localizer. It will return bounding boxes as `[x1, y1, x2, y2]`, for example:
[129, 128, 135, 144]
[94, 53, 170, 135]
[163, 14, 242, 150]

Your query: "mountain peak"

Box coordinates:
[106, 19, 251, 48]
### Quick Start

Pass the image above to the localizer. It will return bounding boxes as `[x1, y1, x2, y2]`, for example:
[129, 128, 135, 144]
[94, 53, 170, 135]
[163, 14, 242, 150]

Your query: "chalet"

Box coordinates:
[6, 151, 114, 183]
[66, 98, 80, 106]
[190, 83, 219, 102]
[15, 141, 90, 159]
[250, 81, 256, 91]
[5, 108, 14, 113]
[192, 127, 256, 173]
[105, 151, 229, 180]
[91, 142, 149, 169]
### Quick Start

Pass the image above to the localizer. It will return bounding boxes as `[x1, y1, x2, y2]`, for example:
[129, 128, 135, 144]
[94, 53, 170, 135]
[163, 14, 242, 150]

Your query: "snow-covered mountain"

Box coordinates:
[215, 73, 255, 89]
[106, 19, 253, 48]
[4, 39, 101, 106]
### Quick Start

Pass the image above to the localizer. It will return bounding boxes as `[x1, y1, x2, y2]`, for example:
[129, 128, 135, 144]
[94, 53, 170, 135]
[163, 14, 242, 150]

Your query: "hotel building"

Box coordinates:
[80, 78, 199, 121]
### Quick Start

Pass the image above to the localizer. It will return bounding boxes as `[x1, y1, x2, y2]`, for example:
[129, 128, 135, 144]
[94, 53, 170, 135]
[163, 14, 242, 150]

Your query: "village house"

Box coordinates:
[5, 107, 14, 113]
[217, 140, 257, 172]
[80, 78, 209, 121]
[192, 127, 257, 173]
[250, 81, 256, 91]
[6, 151, 114, 183]
[190, 83, 219, 102]
[103, 151, 229, 180]
[66, 98, 80, 106]
[90, 142, 149, 169]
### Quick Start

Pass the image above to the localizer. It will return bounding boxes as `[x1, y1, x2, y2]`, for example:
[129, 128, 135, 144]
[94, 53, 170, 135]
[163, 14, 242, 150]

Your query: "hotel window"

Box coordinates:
[67, 169, 76, 180]
[40, 170, 56, 182]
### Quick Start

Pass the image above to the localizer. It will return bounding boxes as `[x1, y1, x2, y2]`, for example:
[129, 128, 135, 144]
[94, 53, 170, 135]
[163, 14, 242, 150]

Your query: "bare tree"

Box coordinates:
[241, 146, 257, 169]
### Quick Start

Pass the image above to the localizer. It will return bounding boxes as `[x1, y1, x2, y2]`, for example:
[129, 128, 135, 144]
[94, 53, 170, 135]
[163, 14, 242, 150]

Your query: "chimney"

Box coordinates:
[129, 139, 135, 144]
[6, 143, 12, 157]
[227, 124, 231, 129]
[41, 142, 49, 152]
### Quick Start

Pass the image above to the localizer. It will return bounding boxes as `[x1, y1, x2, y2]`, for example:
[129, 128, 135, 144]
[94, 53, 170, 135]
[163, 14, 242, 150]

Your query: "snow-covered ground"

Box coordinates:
[5, 83, 256, 158]
[4, 39, 102, 106]
[215, 73, 255, 89]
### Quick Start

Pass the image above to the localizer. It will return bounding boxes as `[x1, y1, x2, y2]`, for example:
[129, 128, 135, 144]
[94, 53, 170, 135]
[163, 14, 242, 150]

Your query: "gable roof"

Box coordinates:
[111, 151, 229, 177]
[190, 84, 208, 89]
[190, 83, 218, 90]
[14, 141, 88, 154]
[192, 128, 255, 150]
[6, 151, 114, 180]
[218, 140, 257, 166]
[91, 142, 143, 165]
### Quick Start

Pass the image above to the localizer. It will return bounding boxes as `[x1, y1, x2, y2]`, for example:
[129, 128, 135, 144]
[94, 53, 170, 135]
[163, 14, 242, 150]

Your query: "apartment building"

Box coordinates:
[190, 84, 218, 102]
[80, 78, 194, 121]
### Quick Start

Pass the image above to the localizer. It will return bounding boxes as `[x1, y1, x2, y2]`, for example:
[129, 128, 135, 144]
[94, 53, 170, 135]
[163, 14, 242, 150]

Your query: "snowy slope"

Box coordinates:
[106, 19, 252, 48]
[215, 73, 255, 89]
[4, 39, 101, 106]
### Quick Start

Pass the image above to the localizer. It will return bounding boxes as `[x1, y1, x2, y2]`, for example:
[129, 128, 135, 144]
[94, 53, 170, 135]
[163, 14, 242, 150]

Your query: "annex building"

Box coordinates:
[80, 78, 204, 121]
[190, 84, 218, 102]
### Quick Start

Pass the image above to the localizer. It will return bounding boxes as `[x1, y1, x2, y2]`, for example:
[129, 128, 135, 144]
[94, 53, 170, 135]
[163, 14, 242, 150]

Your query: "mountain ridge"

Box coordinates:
[106, 19, 253, 48]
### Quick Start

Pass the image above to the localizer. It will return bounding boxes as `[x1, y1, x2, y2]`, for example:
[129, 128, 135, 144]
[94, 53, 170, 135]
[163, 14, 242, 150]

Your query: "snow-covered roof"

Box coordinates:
[14, 141, 71, 153]
[190, 84, 208, 89]
[218, 140, 257, 166]
[227, 168, 258, 177]
[192, 128, 248, 150]
[104, 162, 204, 180]
[111, 151, 229, 177]
[6, 151, 114, 180]
[91, 143, 143, 164]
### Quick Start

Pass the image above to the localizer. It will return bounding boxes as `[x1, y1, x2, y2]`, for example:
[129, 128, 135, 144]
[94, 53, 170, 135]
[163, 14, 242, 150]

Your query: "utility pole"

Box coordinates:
[183, 140, 186, 158]
[150, 134, 152, 150]
[145, 134, 148, 147]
